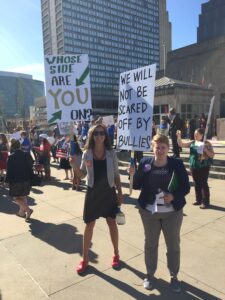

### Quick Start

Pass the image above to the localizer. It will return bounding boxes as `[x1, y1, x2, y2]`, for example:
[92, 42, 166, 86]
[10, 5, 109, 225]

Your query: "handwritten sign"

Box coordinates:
[116, 64, 156, 151]
[44, 54, 92, 124]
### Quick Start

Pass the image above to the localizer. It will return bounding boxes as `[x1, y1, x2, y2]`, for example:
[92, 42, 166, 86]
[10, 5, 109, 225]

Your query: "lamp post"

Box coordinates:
[163, 42, 166, 77]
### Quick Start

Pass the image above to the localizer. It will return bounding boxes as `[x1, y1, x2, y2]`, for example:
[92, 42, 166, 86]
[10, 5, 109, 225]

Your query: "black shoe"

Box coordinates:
[170, 277, 181, 293]
[193, 201, 201, 206]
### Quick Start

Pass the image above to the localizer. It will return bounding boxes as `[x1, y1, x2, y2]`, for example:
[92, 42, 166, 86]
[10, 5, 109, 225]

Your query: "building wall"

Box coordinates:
[166, 36, 225, 117]
[154, 85, 213, 125]
[0, 72, 45, 119]
[197, 0, 225, 43]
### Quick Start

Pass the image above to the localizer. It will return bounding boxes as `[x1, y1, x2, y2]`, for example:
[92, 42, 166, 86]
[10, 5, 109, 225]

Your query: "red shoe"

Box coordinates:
[112, 255, 120, 269]
[76, 260, 88, 274]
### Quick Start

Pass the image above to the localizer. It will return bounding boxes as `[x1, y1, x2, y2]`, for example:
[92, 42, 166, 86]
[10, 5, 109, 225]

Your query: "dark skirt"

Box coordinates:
[84, 186, 117, 223]
[60, 158, 71, 170]
[9, 180, 31, 197]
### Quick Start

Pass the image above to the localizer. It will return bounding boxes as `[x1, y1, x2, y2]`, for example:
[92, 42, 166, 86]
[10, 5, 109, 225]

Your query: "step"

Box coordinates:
[116, 151, 225, 180]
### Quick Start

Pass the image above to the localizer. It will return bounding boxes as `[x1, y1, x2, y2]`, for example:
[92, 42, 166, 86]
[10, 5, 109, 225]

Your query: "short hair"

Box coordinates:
[11, 139, 21, 151]
[152, 134, 169, 147]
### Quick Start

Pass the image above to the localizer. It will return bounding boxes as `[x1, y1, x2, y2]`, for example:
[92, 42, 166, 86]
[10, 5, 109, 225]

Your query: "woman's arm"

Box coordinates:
[203, 141, 215, 159]
[72, 155, 87, 179]
[176, 130, 192, 148]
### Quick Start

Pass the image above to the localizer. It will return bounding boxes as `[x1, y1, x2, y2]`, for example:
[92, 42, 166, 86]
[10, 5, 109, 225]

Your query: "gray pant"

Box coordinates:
[139, 208, 183, 278]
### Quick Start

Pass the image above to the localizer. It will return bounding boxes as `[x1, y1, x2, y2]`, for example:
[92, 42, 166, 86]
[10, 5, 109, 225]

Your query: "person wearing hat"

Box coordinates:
[167, 108, 183, 158]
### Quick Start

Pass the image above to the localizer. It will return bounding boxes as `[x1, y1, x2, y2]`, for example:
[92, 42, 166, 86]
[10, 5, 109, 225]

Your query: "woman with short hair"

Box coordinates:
[130, 134, 190, 292]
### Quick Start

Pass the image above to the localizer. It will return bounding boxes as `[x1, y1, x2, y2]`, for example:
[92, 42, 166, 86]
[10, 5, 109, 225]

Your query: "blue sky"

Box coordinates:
[0, 0, 208, 82]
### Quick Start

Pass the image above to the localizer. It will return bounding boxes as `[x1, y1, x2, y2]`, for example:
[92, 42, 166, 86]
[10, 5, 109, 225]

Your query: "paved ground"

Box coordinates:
[0, 153, 225, 300]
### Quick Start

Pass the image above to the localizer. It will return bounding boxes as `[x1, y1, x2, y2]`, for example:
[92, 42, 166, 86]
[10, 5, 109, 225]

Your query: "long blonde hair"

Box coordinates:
[84, 124, 112, 150]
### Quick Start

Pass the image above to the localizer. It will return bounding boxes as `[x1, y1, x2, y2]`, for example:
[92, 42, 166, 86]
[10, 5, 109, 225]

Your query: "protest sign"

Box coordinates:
[116, 64, 156, 151]
[102, 115, 114, 127]
[44, 54, 92, 124]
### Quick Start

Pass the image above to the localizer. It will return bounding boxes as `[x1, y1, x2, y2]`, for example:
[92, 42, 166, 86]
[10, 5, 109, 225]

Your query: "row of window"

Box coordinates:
[62, 1, 159, 16]
[63, 22, 158, 42]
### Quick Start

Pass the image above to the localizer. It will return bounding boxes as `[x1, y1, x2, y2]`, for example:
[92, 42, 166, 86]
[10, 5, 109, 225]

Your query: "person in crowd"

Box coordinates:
[81, 121, 89, 146]
[0, 133, 9, 184]
[167, 108, 183, 158]
[6, 140, 33, 221]
[130, 134, 190, 292]
[39, 135, 52, 181]
[70, 134, 83, 191]
[177, 128, 214, 209]
[199, 113, 207, 129]
[20, 131, 32, 153]
[152, 119, 157, 137]
[189, 115, 198, 140]
[159, 116, 168, 136]
[107, 123, 115, 147]
[73, 124, 123, 274]
[59, 135, 73, 180]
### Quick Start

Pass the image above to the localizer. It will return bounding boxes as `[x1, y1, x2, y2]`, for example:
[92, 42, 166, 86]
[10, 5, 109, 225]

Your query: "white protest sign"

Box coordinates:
[116, 64, 156, 151]
[44, 54, 92, 124]
[102, 115, 114, 127]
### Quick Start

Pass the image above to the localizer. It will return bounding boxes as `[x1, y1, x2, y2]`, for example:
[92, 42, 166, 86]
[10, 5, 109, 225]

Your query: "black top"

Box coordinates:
[133, 156, 190, 211]
[93, 158, 108, 186]
[6, 150, 33, 184]
[145, 164, 171, 204]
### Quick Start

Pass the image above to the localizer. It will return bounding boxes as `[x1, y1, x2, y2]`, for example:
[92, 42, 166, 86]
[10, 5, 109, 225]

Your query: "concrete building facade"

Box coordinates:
[0, 71, 45, 129]
[159, 0, 172, 71]
[41, 0, 170, 114]
[197, 0, 225, 43]
[154, 77, 213, 126]
[166, 0, 225, 118]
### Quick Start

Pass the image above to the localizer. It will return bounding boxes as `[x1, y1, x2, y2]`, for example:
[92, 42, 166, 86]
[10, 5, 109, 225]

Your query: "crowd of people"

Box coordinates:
[0, 111, 215, 293]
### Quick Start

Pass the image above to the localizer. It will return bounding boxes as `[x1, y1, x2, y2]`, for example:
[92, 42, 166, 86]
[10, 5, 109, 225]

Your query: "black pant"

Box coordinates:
[190, 166, 210, 206]
[171, 132, 180, 157]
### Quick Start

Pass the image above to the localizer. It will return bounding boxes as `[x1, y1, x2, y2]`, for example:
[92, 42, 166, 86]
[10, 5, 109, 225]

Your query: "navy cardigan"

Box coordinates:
[133, 156, 190, 211]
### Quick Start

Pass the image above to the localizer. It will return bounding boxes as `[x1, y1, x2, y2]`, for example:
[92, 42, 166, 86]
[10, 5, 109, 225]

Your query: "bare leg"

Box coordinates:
[106, 217, 119, 256]
[83, 221, 96, 261]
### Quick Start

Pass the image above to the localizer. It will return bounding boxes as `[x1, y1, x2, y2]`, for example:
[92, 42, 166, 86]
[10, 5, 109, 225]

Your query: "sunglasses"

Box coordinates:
[93, 131, 105, 136]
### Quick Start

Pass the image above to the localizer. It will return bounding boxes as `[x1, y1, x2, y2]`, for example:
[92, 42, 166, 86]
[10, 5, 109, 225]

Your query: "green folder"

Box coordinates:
[167, 171, 179, 192]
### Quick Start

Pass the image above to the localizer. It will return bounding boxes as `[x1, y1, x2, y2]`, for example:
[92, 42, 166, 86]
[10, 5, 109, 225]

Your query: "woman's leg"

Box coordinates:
[106, 217, 119, 256]
[190, 168, 202, 204]
[139, 208, 161, 278]
[14, 197, 25, 216]
[65, 169, 69, 179]
[83, 221, 96, 261]
[161, 210, 183, 278]
[200, 166, 210, 206]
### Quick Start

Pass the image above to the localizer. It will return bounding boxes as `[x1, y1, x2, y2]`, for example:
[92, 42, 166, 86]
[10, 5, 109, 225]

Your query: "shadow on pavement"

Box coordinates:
[28, 219, 98, 262]
[0, 192, 36, 215]
[209, 204, 225, 212]
[85, 264, 220, 300]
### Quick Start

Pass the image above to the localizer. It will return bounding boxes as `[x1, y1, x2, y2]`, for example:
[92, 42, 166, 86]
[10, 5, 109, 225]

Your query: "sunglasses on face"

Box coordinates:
[93, 131, 105, 136]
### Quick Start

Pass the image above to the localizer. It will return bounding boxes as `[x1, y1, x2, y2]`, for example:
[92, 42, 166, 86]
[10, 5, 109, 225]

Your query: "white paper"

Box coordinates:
[155, 191, 165, 205]
[195, 141, 204, 154]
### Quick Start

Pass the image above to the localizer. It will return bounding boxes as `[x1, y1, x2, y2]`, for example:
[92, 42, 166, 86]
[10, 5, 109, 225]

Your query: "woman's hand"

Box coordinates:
[164, 193, 174, 204]
[70, 155, 76, 163]
[117, 192, 124, 206]
[176, 130, 181, 138]
[129, 165, 135, 176]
